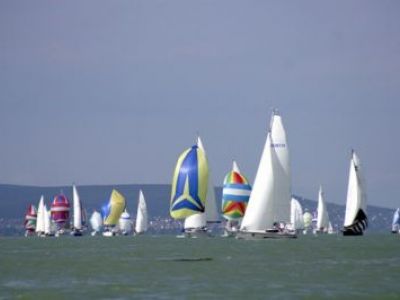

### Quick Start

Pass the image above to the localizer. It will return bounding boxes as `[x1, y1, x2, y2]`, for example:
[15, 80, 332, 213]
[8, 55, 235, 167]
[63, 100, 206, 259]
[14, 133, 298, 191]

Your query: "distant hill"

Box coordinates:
[0, 184, 394, 232]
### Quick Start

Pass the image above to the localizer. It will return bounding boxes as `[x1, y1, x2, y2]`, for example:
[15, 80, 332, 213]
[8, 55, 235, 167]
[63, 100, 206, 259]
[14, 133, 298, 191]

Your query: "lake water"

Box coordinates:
[1, 234, 399, 299]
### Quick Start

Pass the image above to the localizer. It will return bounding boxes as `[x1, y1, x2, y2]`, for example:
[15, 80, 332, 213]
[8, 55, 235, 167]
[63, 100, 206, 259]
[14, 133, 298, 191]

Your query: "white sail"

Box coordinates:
[90, 210, 102, 232]
[135, 190, 148, 234]
[392, 209, 400, 232]
[35, 196, 45, 234]
[270, 113, 291, 223]
[316, 186, 330, 231]
[303, 211, 313, 229]
[343, 151, 367, 233]
[232, 160, 241, 173]
[44, 205, 51, 235]
[73, 185, 82, 230]
[119, 209, 132, 234]
[197, 136, 219, 223]
[184, 212, 207, 229]
[240, 132, 275, 231]
[291, 198, 304, 230]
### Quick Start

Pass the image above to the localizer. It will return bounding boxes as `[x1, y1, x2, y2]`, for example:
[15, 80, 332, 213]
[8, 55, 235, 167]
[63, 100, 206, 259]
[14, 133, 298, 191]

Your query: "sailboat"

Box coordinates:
[342, 150, 368, 236]
[238, 111, 296, 239]
[71, 185, 84, 236]
[102, 189, 126, 237]
[135, 190, 148, 235]
[290, 198, 304, 233]
[35, 196, 45, 237]
[50, 194, 70, 236]
[314, 186, 330, 234]
[44, 204, 54, 236]
[119, 209, 133, 235]
[90, 210, 103, 236]
[170, 143, 209, 238]
[221, 161, 251, 237]
[391, 208, 400, 234]
[24, 204, 37, 237]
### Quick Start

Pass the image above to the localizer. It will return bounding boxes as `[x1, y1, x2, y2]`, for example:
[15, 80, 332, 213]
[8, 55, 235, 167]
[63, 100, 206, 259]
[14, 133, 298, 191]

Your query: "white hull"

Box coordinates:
[236, 229, 297, 239]
[181, 227, 211, 238]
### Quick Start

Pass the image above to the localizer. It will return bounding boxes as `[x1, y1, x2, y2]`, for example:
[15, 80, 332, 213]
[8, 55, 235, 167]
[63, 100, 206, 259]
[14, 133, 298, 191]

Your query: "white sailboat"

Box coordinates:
[119, 209, 133, 235]
[391, 208, 400, 234]
[135, 190, 148, 235]
[90, 210, 103, 236]
[315, 186, 330, 234]
[342, 150, 368, 236]
[71, 185, 83, 236]
[303, 211, 313, 234]
[238, 111, 296, 239]
[290, 198, 304, 233]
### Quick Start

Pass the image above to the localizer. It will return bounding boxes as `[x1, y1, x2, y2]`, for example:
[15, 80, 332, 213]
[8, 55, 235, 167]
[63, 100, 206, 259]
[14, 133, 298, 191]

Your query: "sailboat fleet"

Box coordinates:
[23, 110, 385, 238]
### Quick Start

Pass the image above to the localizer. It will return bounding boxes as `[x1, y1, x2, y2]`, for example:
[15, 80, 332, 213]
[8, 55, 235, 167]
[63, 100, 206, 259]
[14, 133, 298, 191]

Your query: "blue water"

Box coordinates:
[1, 234, 399, 299]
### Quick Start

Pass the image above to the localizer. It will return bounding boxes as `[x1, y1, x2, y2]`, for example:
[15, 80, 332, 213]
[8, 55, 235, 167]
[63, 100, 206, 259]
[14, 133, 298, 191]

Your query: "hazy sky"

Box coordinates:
[1, 1, 399, 208]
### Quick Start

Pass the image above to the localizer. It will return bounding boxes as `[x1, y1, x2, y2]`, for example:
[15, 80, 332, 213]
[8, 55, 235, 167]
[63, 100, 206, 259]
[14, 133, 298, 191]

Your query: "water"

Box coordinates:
[1, 234, 399, 299]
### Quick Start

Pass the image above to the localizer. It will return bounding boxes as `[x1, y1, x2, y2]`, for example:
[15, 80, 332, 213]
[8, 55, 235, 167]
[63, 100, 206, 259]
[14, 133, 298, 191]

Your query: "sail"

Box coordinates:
[119, 209, 132, 234]
[44, 205, 51, 235]
[170, 145, 208, 219]
[73, 185, 82, 230]
[303, 211, 313, 229]
[343, 151, 368, 235]
[197, 137, 219, 223]
[240, 132, 275, 231]
[35, 196, 45, 233]
[270, 112, 291, 223]
[51, 194, 70, 229]
[90, 210, 102, 231]
[316, 186, 330, 231]
[103, 189, 126, 226]
[135, 190, 148, 233]
[24, 204, 37, 231]
[222, 161, 251, 220]
[290, 198, 304, 230]
[392, 208, 400, 232]
[184, 212, 207, 229]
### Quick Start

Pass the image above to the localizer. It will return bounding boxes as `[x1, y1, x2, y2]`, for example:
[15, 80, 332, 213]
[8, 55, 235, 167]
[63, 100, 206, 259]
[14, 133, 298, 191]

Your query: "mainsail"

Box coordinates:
[72, 185, 82, 231]
[391, 208, 400, 233]
[170, 145, 208, 220]
[197, 136, 219, 223]
[290, 198, 304, 231]
[316, 186, 330, 231]
[343, 150, 368, 236]
[222, 161, 251, 221]
[135, 190, 148, 234]
[35, 196, 45, 235]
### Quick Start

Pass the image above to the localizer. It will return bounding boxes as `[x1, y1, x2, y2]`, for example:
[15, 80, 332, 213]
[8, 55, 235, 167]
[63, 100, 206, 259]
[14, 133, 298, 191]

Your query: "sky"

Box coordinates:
[1, 1, 399, 208]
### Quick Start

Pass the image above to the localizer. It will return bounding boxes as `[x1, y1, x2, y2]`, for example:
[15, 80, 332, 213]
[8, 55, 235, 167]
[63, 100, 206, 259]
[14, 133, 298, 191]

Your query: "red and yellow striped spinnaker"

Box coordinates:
[222, 162, 251, 220]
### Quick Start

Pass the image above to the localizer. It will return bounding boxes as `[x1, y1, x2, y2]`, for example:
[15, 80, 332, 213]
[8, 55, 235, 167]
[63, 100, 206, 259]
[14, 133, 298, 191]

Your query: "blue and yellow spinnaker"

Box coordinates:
[170, 145, 209, 220]
[103, 189, 126, 226]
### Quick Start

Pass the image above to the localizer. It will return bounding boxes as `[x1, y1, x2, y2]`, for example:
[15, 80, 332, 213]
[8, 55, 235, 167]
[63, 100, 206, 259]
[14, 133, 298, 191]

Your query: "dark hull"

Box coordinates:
[342, 230, 363, 236]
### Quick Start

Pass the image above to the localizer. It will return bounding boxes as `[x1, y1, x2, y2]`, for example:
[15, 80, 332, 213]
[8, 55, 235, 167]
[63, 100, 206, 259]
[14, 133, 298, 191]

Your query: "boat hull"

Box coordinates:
[236, 230, 297, 239]
[342, 230, 363, 236]
[71, 230, 83, 236]
[181, 228, 211, 238]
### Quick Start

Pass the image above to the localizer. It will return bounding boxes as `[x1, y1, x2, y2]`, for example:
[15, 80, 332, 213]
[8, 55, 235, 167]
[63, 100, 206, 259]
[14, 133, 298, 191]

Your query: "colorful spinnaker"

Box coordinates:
[24, 204, 37, 236]
[170, 145, 209, 220]
[51, 194, 70, 231]
[222, 161, 251, 220]
[102, 189, 126, 226]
